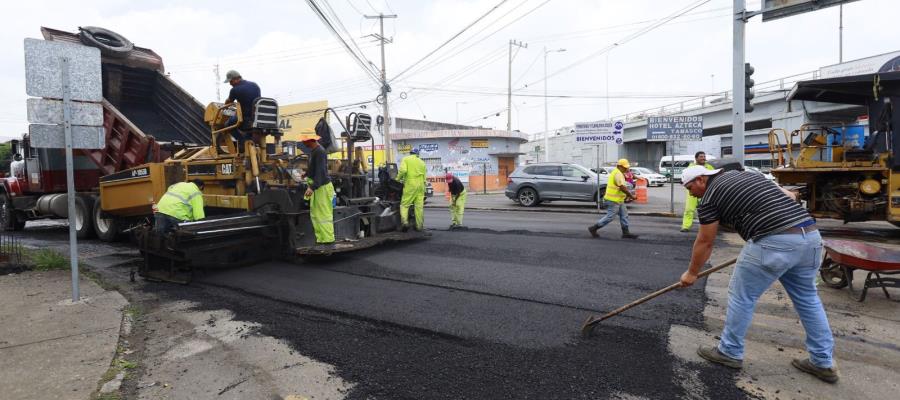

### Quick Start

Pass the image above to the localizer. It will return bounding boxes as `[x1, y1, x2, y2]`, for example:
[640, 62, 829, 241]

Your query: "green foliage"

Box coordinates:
[30, 249, 68, 271]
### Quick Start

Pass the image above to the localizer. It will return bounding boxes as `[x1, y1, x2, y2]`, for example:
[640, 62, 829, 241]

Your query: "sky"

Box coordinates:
[3, 0, 899, 142]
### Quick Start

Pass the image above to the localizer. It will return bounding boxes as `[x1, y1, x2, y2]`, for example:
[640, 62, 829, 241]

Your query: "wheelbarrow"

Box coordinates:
[819, 239, 900, 302]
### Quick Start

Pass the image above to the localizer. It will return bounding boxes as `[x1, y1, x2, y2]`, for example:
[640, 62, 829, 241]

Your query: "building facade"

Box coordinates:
[392, 118, 528, 193]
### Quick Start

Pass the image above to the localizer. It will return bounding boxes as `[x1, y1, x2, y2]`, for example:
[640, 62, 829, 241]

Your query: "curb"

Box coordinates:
[424, 205, 678, 218]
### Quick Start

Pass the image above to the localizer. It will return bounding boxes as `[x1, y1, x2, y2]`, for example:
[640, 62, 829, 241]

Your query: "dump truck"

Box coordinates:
[2, 26, 209, 239]
[768, 71, 900, 226]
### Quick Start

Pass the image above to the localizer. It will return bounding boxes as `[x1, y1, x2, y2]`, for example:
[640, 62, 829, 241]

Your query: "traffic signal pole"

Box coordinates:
[732, 0, 746, 165]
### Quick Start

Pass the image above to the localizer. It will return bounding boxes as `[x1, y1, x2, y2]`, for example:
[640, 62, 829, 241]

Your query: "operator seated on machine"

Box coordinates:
[223, 69, 261, 149]
[155, 179, 206, 234]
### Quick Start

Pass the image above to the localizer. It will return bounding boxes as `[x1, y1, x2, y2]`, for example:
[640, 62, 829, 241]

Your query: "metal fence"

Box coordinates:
[0, 233, 23, 267]
[614, 70, 821, 124]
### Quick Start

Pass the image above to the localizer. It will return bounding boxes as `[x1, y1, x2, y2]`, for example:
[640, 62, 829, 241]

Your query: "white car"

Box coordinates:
[630, 167, 668, 187]
[745, 166, 776, 182]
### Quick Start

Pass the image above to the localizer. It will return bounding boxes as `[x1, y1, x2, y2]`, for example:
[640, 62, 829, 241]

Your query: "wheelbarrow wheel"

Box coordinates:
[820, 258, 848, 289]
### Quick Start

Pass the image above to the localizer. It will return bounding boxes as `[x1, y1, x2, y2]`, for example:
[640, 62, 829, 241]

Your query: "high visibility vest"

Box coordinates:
[398, 155, 426, 187]
[689, 162, 716, 171]
[604, 168, 627, 203]
[157, 182, 205, 221]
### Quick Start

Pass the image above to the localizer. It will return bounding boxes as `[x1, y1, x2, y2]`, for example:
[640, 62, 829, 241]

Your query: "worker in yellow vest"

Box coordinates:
[155, 179, 205, 234]
[589, 159, 638, 239]
[681, 151, 716, 232]
[398, 147, 427, 232]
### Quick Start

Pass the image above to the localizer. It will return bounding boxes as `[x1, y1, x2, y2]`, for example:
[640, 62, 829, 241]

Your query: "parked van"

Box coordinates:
[658, 154, 717, 182]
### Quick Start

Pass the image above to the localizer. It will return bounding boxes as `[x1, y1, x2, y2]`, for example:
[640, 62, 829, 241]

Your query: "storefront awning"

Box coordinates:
[488, 152, 525, 156]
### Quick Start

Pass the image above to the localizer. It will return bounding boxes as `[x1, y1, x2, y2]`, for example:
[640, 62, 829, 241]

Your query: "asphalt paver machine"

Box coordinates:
[100, 100, 425, 282]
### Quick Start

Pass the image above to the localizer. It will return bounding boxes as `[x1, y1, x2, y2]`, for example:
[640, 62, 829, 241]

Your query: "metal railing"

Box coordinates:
[614, 70, 821, 124]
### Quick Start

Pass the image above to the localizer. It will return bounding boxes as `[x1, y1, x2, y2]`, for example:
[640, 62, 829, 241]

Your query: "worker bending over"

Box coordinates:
[446, 172, 467, 229]
[681, 151, 715, 232]
[398, 147, 426, 232]
[302, 135, 335, 246]
[678, 165, 837, 383]
[156, 179, 205, 234]
[588, 159, 638, 239]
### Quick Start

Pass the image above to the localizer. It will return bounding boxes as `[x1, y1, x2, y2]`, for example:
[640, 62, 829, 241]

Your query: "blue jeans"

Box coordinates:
[718, 229, 834, 368]
[595, 200, 628, 229]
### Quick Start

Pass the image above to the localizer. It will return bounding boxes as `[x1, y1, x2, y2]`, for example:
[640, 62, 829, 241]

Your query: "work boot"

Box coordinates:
[621, 228, 639, 239]
[588, 225, 600, 238]
[401, 224, 410, 233]
[791, 358, 839, 383]
[697, 346, 742, 369]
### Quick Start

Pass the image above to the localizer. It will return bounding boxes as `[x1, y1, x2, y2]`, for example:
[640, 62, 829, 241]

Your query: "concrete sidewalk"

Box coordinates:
[0, 270, 127, 400]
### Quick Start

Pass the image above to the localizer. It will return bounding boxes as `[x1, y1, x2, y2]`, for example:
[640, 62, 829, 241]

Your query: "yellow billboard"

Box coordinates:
[275, 100, 328, 142]
[328, 145, 387, 168]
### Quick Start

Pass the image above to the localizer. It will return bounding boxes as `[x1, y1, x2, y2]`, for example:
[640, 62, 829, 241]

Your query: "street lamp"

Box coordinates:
[544, 47, 565, 162]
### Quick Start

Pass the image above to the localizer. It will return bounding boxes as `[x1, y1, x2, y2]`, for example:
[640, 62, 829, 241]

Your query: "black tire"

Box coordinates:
[517, 187, 539, 207]
[819, 258, 849, 289]
[92, 197, 119, 242]
[0, 194, 24, 231]
[73, 196, 95, 240]
[78, 26, 134, 58]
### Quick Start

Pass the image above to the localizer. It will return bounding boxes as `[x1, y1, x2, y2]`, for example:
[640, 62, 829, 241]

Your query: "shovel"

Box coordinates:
[580, 257, 738, 337]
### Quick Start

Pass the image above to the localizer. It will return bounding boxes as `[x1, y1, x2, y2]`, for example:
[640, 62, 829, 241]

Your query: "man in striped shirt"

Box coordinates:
[678, 166, 838, 383]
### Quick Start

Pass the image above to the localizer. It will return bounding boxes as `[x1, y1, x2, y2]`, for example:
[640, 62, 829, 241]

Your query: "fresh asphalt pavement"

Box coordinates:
[184, 210, 749, 399]
[13, 213, 897, 399]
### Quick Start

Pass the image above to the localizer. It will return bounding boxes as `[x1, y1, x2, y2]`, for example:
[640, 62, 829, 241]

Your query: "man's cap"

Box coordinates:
[410, 147, 420, 155]
[682, 165, 722, 187]
[616, 158, 630, 169]
[445, 172, 453, 181]
[224, 70, 241, 82]
[191, 179, 205, 189]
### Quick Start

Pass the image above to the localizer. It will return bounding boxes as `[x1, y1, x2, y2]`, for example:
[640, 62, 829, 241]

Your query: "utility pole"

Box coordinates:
[507, 39, 527, 132]
[839, 3, 844, 63]
[366, 13, 397, 162]
[214, 62, 221, 102]
[732, 0, 746, 165]
[544, 47, 564, 162]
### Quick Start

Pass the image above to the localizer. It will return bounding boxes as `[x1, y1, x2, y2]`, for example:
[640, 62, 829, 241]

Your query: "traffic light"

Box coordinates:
[744, 62, 755, 113]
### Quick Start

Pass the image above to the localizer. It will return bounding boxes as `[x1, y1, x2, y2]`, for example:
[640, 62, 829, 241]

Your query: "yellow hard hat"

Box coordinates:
[617, 158, 630, 168]
[297, 133, 321, 143]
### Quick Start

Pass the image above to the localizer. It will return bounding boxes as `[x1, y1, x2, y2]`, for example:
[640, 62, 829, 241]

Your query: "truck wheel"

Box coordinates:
[92, 198, 119, 242]
[0, 195, 23, 231]
[73, 197, 95, 240]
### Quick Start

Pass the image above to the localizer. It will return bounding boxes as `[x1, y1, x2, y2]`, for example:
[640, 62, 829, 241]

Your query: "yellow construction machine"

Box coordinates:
[769, 71, 900, 226]
[99, 98, 423, 282]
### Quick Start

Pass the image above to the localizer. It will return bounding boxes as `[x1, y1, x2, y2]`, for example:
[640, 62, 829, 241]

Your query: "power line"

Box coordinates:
[396, 0, 550, 83]
[392, 0, 511, 82]
[518, 0, 713, 90]
[304, 0, 382, 84]
[409, 86, 706, 99]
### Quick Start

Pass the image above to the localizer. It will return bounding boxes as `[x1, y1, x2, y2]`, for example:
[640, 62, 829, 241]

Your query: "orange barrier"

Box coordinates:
[635, 178, 648, 204]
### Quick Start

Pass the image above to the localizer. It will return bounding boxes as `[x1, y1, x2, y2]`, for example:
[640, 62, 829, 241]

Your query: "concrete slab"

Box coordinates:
[0, 270, 127, 400]
[668, 243, 900, 400]
[135, 300, 351, 400]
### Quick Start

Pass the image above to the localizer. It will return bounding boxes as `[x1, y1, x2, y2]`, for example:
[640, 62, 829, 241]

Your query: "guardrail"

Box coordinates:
[614, 70, 821, 124]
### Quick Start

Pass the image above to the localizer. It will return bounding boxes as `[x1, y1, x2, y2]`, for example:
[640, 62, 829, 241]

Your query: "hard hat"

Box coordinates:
[298, 134, 321, 142]
[445, 172, 453, 181]
[224, 70, 241, 82]
[410, 147, 420, 155]
[617, 158, 630, 169]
